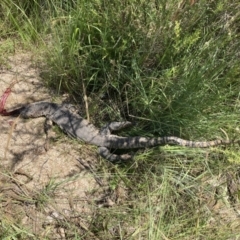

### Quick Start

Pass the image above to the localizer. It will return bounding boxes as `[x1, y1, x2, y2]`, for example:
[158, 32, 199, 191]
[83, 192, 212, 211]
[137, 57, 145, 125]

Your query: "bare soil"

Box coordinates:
[0, 52, 111, 238]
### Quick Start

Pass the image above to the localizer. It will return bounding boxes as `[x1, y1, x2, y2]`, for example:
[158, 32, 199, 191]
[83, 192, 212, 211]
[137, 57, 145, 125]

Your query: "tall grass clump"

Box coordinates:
[43, 0, 240, 139]
[0, 0, 74, 43]
[1, 0, 39, 42]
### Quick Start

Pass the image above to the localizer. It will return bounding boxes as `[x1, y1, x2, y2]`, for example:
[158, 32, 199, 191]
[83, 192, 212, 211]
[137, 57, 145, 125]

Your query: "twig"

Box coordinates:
[220, 128, 229, 141]
[82, 80, 90, 122]
[4, 115, 20, 160]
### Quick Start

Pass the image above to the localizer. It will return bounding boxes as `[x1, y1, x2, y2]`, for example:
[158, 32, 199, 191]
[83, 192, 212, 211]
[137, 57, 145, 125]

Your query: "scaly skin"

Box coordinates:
[6, 101, 234, 162]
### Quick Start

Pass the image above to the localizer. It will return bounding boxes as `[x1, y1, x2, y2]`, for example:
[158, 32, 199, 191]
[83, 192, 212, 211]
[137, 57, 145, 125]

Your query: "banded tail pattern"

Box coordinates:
[105, 135, 233, 149]
[160, 136, 232, 148]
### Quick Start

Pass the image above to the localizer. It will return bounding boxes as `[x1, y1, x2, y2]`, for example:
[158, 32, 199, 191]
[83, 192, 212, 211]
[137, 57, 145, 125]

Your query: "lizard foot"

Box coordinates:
[98, 147, 133, 162]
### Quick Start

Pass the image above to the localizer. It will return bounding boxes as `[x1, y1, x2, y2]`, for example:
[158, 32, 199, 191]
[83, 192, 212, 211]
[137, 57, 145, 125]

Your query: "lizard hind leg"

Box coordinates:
[100, 121, 133, 135]
[98, 147, 133, 162]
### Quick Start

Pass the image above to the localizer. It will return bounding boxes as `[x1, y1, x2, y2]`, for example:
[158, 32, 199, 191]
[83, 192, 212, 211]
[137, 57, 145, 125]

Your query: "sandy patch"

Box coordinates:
[0, 52, 109, 238]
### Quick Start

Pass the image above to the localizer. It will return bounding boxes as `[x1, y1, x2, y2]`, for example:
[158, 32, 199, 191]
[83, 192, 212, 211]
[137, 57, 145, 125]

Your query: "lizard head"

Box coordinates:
[20, 102, 53, 118]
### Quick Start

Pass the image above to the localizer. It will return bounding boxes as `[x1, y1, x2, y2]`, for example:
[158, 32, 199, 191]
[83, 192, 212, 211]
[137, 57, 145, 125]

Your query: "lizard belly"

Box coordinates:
[51, 111, 105, 146]
[75, 127, 106, 146]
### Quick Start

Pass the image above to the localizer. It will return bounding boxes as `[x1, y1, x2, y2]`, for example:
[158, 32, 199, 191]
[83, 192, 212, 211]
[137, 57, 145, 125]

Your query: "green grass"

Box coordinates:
[1, 0, 240, 239]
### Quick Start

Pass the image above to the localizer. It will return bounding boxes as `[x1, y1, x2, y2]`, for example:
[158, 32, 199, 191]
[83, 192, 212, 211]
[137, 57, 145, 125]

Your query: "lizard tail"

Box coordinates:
[158, 136, 231, 148]
[106, 136, 232, 149]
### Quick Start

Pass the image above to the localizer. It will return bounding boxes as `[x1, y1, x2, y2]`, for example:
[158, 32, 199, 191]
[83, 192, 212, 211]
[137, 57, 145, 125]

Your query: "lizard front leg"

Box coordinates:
[100, 121, 133, 135]
[98, 147, 133, 162]
[99, 122, 134, 161]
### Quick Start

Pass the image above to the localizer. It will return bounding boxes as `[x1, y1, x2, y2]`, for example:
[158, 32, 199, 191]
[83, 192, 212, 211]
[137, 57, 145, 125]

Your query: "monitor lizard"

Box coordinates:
[4, 101, 234, 162]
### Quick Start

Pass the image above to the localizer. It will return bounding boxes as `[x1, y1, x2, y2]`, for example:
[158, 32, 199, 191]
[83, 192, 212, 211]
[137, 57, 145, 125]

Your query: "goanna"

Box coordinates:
[6, 101, 234, 162]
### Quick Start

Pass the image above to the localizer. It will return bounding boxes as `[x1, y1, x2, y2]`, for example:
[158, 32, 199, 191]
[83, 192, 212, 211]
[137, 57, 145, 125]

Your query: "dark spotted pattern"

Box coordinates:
[104, 135, 231, 149]
[7, 102, 235, 162]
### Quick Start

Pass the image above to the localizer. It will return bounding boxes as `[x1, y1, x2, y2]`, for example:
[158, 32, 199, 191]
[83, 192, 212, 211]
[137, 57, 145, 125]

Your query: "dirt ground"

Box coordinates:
[0, 53, 113, 238]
